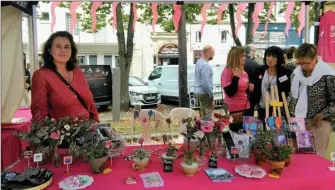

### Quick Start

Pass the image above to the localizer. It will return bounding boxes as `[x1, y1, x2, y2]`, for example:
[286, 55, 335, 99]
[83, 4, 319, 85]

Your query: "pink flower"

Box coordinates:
[142, 118, 148, 124]
[50, 131, 60, 140]
[73, 117, 79, 122]
[51, 118, 56, 122]
[201, 122, 214, 133]
[138, 137, 144, 145]
[259, 75, 263, 79]
[105, 141, 112, 149]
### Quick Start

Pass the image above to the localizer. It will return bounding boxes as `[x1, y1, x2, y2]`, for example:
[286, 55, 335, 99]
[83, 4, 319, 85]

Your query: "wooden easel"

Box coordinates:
[265, 85, 284, 118]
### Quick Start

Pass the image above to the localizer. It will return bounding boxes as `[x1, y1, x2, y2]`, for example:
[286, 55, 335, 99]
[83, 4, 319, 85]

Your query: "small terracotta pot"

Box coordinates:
[89, 156, 108, 174]
[285, 155, 291, 167]
[269, 160, 285, 175]
[254, 149, 267, 166]
[132, 157, 150, 171]
[181, 161, 200, 177]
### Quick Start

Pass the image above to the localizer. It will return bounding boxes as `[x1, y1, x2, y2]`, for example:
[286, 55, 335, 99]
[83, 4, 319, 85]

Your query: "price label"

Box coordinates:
[63, 156, 73, 165]
[33, 153, 43, 162]
[24, 151, 33, 159]
[208, 155, 218, 168]
[163, 159, 173, 172]
[331, 152, 335, 161]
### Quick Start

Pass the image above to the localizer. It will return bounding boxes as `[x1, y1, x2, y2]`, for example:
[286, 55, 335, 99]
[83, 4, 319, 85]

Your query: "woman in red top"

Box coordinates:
[31, 31, 99, 122]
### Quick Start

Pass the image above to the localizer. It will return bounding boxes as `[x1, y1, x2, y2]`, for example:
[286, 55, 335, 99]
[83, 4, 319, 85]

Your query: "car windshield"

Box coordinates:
[129, 76, 146, 86]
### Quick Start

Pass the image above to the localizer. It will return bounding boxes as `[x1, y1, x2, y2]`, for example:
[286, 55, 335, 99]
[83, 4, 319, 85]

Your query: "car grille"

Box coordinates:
[142, 93, 158, 103]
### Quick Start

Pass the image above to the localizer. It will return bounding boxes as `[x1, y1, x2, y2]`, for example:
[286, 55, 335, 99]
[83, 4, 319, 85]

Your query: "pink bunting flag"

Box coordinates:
[235, 3, 248, 37]
[284, 2, 295, 37]
[151, 3, 158, 32]
[91, 2, 102, 32]
[173, 4, 182, 32]
[217, 3, 228, 24]
[133, 3, 138, 32]
[201, 3, 212, 35]
[50, 1, 61, 33]
[112, 2, 119, 30]
[252, 2, 264, 36]
[297, 2, 306, 37]
[70, 2, 81, 35]
[264, 2, 275, 36]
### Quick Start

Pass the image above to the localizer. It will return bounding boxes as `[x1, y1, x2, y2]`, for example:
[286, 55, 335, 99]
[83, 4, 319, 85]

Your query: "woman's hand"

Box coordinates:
[312, 113, 324, 128]
[233, 68, 242, 77]
[248, 83, 254, 92]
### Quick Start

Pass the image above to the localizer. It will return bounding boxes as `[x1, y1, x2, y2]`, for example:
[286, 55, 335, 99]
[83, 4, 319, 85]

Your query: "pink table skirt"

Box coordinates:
[13, 108, 32, 122]
[9, 146, 335, 190]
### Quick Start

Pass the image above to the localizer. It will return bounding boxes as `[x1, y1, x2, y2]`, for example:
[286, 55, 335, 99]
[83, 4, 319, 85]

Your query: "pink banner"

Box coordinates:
[252, 2, 264, 36]
[112, 2, 119, 30]
[50, 1, 61, 33]
[201, 4, 211, 35]
[264, 2, 275, 36]
[133, 3, 138, 32]
[285, 2, 295, 37]
[173, 4, 182, 32]
[297, 2, 306, 37]
[91, 2, 102, 32]
[70, 2, 81, 35]
[217, 3, 228, 24]
[235, 3, 248, 37]
[151, 3, 158, 32]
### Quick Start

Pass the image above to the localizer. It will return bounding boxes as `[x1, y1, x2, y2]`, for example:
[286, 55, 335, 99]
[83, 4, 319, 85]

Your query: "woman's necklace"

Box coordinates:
[267, 70, 276, 92]
[59, 70, 72, 83]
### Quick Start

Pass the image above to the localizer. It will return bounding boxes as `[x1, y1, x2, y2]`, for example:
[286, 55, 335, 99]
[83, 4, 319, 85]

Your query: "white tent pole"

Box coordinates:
[304, 3, 310, 43]
[28, 4, 39, 75]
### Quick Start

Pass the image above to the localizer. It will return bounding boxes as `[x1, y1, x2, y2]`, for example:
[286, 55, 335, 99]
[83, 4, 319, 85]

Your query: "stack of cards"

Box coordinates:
[204, 168, 235, 182]
[140, 172, 164, 188]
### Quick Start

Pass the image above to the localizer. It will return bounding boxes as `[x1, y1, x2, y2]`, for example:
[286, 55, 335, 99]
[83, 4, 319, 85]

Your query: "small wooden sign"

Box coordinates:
[163, 159, 173, 172]
[63, 156, 73, 165]
[208, 155, 218, 168]
[331, 152, 335, 161]
[33, 153, 42, 162]
[24, 151, 33, 159]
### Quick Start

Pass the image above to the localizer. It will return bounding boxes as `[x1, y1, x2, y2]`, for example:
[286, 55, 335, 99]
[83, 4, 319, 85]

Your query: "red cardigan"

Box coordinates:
[31, 67, 99, 122]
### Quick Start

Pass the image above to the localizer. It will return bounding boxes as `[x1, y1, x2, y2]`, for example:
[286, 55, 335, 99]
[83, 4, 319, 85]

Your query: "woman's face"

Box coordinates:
[296, 56, 318, 73]
[266, 54, 278, 67]
[50, 36, 72, 64]
[239, 52, 246, 69]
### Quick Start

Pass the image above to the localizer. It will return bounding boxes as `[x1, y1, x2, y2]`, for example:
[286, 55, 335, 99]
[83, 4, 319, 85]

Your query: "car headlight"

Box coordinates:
[130, 92, 142, 96]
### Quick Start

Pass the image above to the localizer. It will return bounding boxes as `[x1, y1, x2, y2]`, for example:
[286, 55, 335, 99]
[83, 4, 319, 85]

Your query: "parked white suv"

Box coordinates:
[129, 76, 161, 106]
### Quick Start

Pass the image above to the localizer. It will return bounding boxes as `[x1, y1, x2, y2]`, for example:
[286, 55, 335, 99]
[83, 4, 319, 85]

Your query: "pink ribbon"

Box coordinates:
[217, 3, 228, 24]
[252, 2, 264, 36]
[133, 3, 138, 32]
[91, 2, 102, 32]
[112, 2, 119, 30]
[285, 2, 295, 37]
[69, 2, 81, 35]
[297, 2, 306, 37]
[264, 2, 275, 36]
[201, 3, 212, 35]
[50, 1, 61, 33]
[235, 3, 248, 37]
[173, 4, 181, 32]
[151, 3, 158, 32]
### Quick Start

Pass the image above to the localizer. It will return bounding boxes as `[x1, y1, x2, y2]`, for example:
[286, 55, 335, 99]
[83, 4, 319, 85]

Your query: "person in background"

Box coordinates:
[194, 45, 215, 117]
[31, 31, 99, 123]
[283, 46, 297, 71]
[289, 43, 335, 158]
[250, 46, 292, 126]
[23, 53, 31, 91]
[221, 46, 254, 132]
[249, 44, 263, 64]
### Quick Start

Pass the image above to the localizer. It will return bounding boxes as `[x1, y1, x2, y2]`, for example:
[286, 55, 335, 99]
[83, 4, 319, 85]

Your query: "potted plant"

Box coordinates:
[162, 142, 178, 160]
[266, 144, 292, 176]
[181, 149, 199, 176]
[132, 148, 150, 171]
[253, 130, 274, 166]
[87, 139, 108, 174]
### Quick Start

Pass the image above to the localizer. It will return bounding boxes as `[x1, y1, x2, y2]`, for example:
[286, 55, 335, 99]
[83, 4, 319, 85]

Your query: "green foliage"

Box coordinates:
[86, 137, 109, 160]
[165, 142, 178, 157]
[184, 149, 196, 165]
[133, 148, 150, 160]
[266, 144, 292, 161]
[253, 129, 274, 151]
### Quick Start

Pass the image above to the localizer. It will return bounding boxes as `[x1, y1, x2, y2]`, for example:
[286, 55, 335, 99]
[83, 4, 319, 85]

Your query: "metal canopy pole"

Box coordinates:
[304, 1, 311, 43]
[28, 4, 39, 75]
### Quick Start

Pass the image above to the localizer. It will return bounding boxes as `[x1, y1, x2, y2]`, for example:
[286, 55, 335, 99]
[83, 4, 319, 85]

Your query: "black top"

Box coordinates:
[249, 65, 292, 106]
[245, 55, 261, 80]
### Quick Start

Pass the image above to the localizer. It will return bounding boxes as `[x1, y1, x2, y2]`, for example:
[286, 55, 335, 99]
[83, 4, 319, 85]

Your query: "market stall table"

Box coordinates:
[9, 146, 335, 190]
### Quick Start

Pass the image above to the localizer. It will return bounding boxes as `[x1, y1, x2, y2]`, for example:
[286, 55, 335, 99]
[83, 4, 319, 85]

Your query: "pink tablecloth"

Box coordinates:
[13, 108, 32, 121]
[10, 146, 335, 190]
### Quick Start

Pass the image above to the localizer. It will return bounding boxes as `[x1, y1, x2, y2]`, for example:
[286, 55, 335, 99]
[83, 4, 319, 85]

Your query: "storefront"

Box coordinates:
[155, 43, 179, 66]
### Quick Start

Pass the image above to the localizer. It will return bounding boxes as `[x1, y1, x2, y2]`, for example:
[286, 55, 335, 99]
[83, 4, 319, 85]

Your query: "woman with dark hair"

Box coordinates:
[289, 43, 335, 159]
[31, 31, 99, 122]
[250, 46, 292, 125]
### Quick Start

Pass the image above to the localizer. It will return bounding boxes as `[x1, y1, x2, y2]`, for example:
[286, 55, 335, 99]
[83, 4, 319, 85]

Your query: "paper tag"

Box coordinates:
[63, 156, 73, 164]
[269, 173, 280, 178]
[24, 151, 33, 159]
[278, 75, 288, 83]
[103, 168, 112, 174]
[33, 153, 43, 162]
[231, 147, 238, 155]
[163, 159, 173, 172]
[330, 152, 335, 161]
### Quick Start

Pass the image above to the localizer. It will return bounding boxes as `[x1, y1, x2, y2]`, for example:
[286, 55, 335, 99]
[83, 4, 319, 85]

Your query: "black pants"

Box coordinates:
[229, 108, 253, 133]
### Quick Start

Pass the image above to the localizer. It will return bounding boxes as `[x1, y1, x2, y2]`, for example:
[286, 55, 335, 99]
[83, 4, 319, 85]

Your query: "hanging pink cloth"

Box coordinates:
[91, 2, 102, 32]
[173, 4, 181, 32]
[69, 2, 81, 35]
[297, 2, 306, 37]
[252, 2, 264, 36]
[217, 4, 228, 24]
[284, 2, 295, 37]
[50, 1, 61, 33]
[200, 3, 212, 35]
[235, 3, 248, 36]
[112, 2, 119, 30]
[133, 3, 138, 32]
[151, 3, 158, 32]
[264, 2, 275, 36]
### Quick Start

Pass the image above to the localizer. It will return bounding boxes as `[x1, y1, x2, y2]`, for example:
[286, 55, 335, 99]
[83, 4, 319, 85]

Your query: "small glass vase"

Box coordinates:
[52, 151, 62, 168]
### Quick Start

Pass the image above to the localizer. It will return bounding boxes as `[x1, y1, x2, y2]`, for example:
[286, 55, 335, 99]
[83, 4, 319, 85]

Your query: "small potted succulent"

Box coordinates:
[87, 139, 109, 174]
[181, 149, 199, 177]
[266, 144, 292, 176]
[161, 142, 178, 160]
[253, 129, 274, 166]
[132, 148, 150, 171]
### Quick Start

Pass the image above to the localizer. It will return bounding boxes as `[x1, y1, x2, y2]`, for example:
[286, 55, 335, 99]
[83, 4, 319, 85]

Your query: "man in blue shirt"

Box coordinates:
[194, 45, 215, 117]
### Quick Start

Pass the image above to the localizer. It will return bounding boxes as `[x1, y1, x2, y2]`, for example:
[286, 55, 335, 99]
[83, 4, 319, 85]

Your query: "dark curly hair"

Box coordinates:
[263, 46, 285, 70]
[42, 31, 78, 71]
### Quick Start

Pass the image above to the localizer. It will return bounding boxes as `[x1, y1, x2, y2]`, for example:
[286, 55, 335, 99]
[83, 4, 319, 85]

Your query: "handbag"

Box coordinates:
[52, 69, 92, 119]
